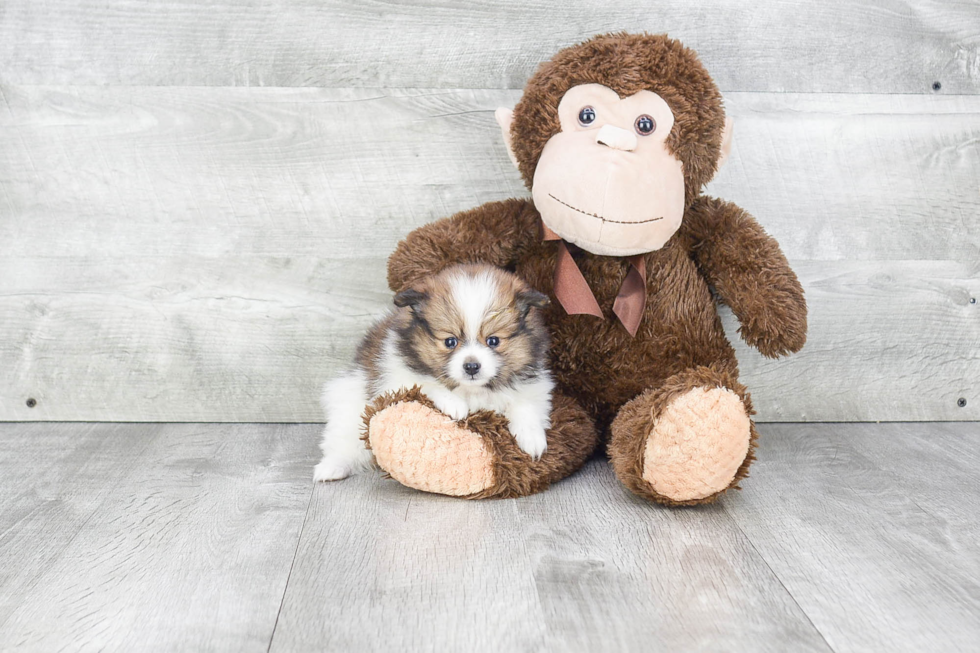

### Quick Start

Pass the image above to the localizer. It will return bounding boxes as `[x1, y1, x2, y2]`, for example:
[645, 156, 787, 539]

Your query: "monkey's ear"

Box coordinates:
[717, 116, 734, 169]
[393, 288, 428, 312]
[495, 107, 520, 170]
[515, 289, 550, 317]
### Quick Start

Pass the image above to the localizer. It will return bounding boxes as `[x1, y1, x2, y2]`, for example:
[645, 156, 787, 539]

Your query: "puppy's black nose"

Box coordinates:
[463, 361, 481, 376]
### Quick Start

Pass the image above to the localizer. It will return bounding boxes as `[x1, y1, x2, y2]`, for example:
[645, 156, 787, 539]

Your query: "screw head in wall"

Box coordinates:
[26, 398, 37, 408]
[957, 398, 967, 408]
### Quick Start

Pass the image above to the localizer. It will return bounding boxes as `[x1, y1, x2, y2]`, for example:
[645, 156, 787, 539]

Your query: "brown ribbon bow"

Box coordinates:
[542, 222, 647, 337]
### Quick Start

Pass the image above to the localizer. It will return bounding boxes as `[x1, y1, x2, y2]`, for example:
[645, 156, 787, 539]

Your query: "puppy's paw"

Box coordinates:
[509, 417, 548, 461]
[313, 455, 353, 482]
[430, 392, 470, 421]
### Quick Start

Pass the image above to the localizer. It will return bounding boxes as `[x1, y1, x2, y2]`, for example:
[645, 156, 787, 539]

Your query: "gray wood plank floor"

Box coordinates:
[0, 422, 977, 652]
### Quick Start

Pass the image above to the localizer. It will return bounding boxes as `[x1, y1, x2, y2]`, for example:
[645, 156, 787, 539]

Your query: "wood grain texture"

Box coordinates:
[1, 86, 977, 421]
[271, 459, 830, 652]
[844, 422, 980, 550]
[1, 258, 975, 422]
[2, 86, 979, 262]
[515, 461, 832, 652]
[725, 422, 980, 653]
[0, 256, 391, 422]
[0, 423, 159, 629]
[0, 423, 317, 652]
[270, 474, 548, 652]
[1, 0, 979, 93]
[725, 260, 979, 422]
[1, 422, 979, 651]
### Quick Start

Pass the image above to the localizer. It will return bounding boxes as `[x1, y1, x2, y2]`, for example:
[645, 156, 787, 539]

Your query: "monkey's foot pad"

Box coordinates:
[642, 386, 751, 502]
[368, 401, 494, 497]
[364, 386, 598, 499]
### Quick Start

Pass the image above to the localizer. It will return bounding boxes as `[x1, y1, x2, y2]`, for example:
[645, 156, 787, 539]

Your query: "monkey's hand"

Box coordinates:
[387, 198, 537, 292]
[684, 196, 807, 359]
[733, 281, 808, 358]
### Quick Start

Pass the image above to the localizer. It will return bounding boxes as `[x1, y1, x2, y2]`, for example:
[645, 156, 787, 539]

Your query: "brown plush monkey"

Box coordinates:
[366, 33, 807, 505]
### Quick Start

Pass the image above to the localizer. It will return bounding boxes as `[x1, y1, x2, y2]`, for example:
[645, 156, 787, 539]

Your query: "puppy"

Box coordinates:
[314, 264, 554, 482]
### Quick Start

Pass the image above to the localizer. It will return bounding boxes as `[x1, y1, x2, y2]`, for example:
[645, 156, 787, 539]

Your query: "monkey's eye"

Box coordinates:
[444, 337, 458, 349]
[635, 115, 656, 135]
[578, 106, 596, 126]
[486, 336, 500, 348]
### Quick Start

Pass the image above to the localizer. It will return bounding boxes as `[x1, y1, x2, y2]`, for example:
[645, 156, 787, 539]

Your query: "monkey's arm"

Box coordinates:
[387, 198, 537, 292]
[684, 196, 807, 358]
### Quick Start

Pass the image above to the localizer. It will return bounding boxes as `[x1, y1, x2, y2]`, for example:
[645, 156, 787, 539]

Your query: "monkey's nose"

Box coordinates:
[596, 124, 637, 151]
[463, 360, 481, 376]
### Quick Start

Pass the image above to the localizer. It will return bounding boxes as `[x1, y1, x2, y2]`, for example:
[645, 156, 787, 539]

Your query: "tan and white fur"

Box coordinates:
[314, 264, 553, 482]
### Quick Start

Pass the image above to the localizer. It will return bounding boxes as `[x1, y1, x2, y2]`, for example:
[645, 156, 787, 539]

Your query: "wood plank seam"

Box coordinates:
[267, 484, 316, 653]
[722, 504, 837, 653]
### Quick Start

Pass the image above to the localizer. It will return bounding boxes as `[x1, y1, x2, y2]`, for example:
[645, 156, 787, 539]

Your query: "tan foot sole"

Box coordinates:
[368, 401, 494, 497]
[642, 387, 751, 502]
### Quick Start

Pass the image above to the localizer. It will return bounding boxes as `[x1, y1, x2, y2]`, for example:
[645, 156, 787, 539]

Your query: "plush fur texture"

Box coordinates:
[511, 32, 727, 208]
[366, 389, 496, 497]
[377, 33, 807, 505]
[363, 386, 598, 499]
[608, 365, 758, 506]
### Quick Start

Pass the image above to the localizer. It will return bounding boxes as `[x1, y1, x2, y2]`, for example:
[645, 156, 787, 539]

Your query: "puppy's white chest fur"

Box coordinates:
[454, 384, 515, 414]
[478, 379, 552, 460]
[436, 374, 554, 461]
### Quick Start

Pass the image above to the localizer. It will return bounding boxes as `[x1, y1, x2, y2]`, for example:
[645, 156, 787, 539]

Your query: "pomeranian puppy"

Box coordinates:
[314, 264, 554, 482]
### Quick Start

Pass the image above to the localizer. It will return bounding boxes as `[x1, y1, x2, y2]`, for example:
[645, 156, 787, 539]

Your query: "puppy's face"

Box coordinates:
[393, 265, 549, 390]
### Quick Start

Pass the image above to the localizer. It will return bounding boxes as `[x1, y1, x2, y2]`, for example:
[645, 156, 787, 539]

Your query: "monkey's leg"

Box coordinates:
[364, 387, 598, 499]
[608, 366, 757, 506]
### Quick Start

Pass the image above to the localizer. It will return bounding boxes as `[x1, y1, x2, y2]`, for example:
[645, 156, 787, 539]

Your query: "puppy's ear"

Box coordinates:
[393, 288, 428, 312]
[516, 289, 550, 317]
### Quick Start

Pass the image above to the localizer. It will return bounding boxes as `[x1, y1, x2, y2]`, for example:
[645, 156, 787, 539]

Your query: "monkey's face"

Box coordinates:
[529, 84, 685, 257]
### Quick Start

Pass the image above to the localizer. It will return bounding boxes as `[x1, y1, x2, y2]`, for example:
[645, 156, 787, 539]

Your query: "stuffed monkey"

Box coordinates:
[365, 33, 807, 505]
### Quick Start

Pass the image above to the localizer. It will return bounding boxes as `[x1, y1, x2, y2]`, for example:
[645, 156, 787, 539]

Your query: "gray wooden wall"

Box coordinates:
[1, 1, 978, 422]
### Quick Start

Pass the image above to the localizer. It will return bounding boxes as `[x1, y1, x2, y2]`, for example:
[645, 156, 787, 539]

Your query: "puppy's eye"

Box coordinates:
[444, 337, 458, 349]
[578, 106, 596, 126]
[486, 336, 500, 348]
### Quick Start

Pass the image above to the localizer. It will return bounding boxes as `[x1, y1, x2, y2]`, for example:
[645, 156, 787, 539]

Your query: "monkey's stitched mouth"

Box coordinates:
[548, 194, 663, 225]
